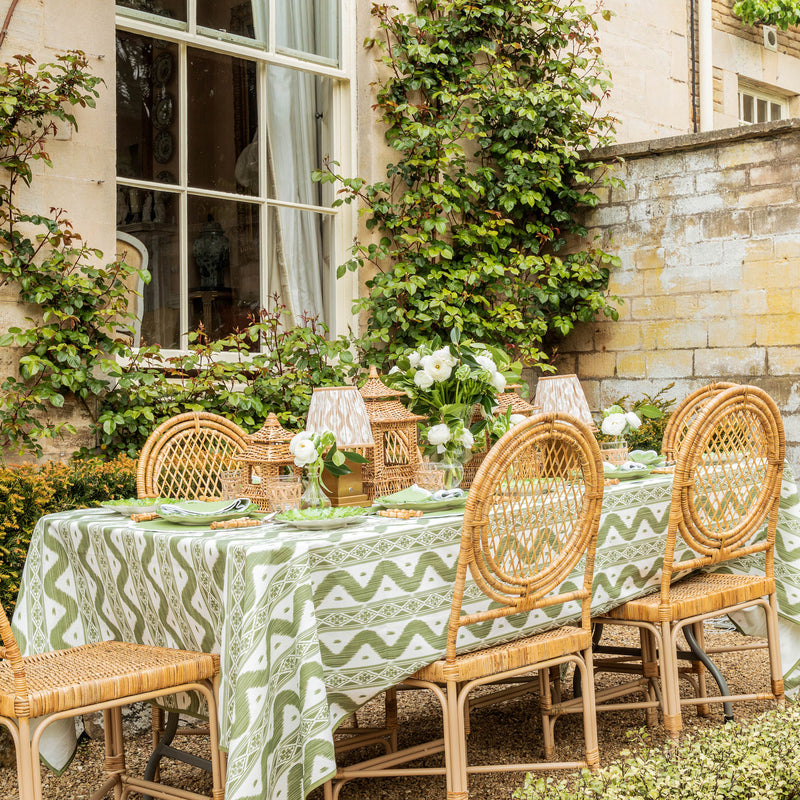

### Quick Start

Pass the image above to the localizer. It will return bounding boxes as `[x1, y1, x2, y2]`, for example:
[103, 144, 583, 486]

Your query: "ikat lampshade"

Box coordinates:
[533, 374, 596, 430]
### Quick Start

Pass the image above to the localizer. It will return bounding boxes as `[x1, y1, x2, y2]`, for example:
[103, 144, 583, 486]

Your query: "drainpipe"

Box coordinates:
[698, 0, 714, 131]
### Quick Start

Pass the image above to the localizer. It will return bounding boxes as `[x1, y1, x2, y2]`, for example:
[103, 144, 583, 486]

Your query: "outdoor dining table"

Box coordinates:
[11, 467, 800, 800]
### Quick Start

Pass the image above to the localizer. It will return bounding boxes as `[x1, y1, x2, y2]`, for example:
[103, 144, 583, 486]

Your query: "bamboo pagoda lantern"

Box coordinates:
[359, 367, 426, 501]
[462, 385, 539, 489]
[238, 413, 300, 511]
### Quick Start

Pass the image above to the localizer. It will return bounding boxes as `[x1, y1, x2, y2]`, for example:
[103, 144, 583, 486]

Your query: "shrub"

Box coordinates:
[0, 455, 136, 616]
[514, 703, 800, 800]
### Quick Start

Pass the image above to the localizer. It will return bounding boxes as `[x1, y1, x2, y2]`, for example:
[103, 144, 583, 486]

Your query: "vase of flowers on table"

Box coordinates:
[386, 333, 520, 489]
[598, 405, 645, 465]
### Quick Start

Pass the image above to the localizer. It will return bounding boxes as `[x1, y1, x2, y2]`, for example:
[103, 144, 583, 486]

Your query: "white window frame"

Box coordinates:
[115, 0, 358, 353]
[738, 83, 786, 125]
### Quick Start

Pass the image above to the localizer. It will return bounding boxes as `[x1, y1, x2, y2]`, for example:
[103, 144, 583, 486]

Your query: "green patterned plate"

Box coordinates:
[373, 495, 468, 512]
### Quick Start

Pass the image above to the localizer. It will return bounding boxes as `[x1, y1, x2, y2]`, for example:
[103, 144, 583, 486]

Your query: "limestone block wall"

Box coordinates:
[556, 120, 800, 474]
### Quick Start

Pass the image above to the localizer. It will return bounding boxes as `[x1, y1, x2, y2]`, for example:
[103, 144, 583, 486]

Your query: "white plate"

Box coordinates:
[277, 516, 370, 531]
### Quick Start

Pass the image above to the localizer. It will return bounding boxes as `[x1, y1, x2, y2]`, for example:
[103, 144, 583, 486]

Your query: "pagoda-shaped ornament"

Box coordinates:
[239, 413, 300, 511]
[359, 366, 426, 500]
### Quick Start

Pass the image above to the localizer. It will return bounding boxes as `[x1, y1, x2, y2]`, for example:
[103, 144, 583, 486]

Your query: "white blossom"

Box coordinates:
[625, 411, 642, 429]
[421, 354, 453, 382]
[292, 439, 319, 467]
[510, 414, 526, 426]
[414, 369, 435, 389]
[601, 413, 627, 436]
[433, 346, 457, 367]
[388, 365, 401, 374]
[289, 430, 313, 456]
[490, 371, 507, 392]
[459, 428, 475, 450]
[408, 351, 422, 368]
[427, 423, 452, 447]
[476, 354, 497, 374]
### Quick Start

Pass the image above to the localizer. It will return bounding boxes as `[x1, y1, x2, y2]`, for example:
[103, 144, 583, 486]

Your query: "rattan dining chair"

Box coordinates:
[661, 382, 737, 461]
[137, 411, 249, 500]
[0, 603, 224, 800]
[593, 384, 785, 737]
[327, 413, 605, 800]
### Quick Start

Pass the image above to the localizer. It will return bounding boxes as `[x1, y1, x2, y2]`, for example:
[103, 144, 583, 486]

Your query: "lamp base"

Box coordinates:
[321, 461, 373, 508]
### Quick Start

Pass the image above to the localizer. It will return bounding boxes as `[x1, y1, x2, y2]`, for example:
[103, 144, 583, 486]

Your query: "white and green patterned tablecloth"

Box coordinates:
[12, 469, 800, 800]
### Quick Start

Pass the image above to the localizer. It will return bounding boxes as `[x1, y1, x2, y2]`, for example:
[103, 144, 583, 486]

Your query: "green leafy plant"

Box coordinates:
[514, 703, 800, 800]
[93, 298, 358, 456]
[734, 0, 800, 29]
[0, 52, 144, 457]
[596, 384, 675, 452]
[316, 0, 621, 369]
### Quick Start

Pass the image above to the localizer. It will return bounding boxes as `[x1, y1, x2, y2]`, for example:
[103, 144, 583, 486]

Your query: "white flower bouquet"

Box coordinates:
[385, 335, 520, 463]
[600, 405, 643, 438]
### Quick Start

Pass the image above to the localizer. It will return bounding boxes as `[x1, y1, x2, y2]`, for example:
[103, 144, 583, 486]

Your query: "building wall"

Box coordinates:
[556, 121, 800, 474]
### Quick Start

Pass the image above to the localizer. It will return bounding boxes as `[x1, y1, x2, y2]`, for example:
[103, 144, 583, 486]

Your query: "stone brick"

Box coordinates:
[675, 292, 732, 319]
[655, 320, 707, 350]
[638, 175, 695, 199]
[756, 314, 800, 347]
[630, 295, 676, 319]
[672, 193, 726, 216]
[643, 269, 710, 296]
[701, 210, 751, 240]
[767, 347, 800, 376]
[762, 289, 795, 314]
[742, 260, 800, 290]
[610, 182, 638, 204]
[561, 322, 595, 353]
[695, 168, 748, 194]
[736, 289, 769, 315]
[634, 248, 665, 271]
[591, 205, 630, 227]
[744, 238, 774, 260]
[577, 352, 616, 378]
[593, 321, 643, 351]
[751, 205, 800, 237]
[773, 236, 800, 260]
[694, 347, 767, 377]
[615, 352, 647, 377]
[645, 350, 694, 378]
[718, 139, 778, 169]
[750, 162, 800, 186]
[608, 268, 643, 296]
[737, 185, 796, 210]
[708, 317, 757, 348]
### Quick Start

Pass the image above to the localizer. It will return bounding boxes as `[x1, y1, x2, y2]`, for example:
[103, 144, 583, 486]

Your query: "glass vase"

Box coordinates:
[600, 437, 628, 467]
[300, 462, 332, 511]
[429, 447, 465, 490]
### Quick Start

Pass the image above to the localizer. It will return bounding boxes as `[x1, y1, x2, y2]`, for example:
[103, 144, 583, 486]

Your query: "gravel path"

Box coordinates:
[0, 625, 776, 800]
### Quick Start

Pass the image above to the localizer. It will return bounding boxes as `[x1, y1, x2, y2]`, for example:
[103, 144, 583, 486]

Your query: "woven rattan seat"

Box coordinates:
[594, 384, 785, 738]
[0, 641, 217, 719]
[414, 626, 590, 683]
[327, 413, 604, 800]
[604, 573, 774, 623]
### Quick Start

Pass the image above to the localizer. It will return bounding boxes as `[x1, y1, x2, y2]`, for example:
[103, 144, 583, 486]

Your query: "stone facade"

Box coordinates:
[556, 120, 800, 473]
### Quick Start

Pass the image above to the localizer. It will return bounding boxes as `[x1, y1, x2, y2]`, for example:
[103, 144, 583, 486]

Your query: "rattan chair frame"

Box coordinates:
[661, 382, 737, 461]
[326, 413, 605, 800]
[592, 385, 785, 737]
[0, 602, 225, 800]
[137, 411, 249, 500]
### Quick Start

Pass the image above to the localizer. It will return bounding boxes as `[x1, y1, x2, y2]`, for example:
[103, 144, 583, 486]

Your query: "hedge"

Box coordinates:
[0, 455, 137, 617]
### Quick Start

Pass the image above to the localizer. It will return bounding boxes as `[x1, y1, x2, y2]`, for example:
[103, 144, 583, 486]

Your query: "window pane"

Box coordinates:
[117, 33, 180, 184]
[268, 206, 332, 326]
[267, 67, 332, 206]
[275, 0, 339, 65]
[197, 0, 265, 42]
[188, 196, 261, 341]
[771, 102, 782, 121]
[118, 189, 181, 349]
[742, 93, 754, 122]
[188, 49, 258, 195]
[117, 0, 187, 23]
[757, 98, 768, 123]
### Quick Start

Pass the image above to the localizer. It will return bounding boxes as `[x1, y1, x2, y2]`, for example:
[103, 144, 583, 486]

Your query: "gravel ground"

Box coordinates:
[0, 624, 777, 800]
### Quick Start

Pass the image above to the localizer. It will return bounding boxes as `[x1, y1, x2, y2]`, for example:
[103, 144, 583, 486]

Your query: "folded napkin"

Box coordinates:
[379, 484, 432, 503]
[431, 488, 465, 501]
[157, 497, 252, 516]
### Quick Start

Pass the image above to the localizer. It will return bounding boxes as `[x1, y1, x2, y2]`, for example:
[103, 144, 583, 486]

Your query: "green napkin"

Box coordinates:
[378, 484, 432, 503]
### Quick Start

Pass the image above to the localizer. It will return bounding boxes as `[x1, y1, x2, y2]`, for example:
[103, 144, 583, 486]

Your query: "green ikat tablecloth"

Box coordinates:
[12, 469, 800, 800]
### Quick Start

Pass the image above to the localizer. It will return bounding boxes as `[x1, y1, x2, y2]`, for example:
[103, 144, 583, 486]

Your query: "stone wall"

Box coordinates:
[556, 119, 800, 474]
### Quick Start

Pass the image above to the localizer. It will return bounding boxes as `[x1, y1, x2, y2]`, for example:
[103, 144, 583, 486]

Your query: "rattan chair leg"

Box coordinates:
[689, 622, 711, 717]
[538, 669, 556, 760]
[639, 629, 660, 727]
[447, 680, 467, 800]
[578, 648, 600, 771]
[766, 593, 785, 703]
[662, 620, 683, 739]
[15, 717, 37, 800]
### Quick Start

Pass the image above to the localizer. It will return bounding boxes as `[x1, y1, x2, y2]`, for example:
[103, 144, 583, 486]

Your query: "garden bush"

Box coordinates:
[0, 455, 136, 616]
[514, 703, 800, 800]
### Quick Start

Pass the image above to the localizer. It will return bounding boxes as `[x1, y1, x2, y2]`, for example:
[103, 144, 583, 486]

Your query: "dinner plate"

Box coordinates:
[374, 495, 468, 512]
[277, 516, 371, 530]
[603, 466, 655, 481]
[99, 499, 175, 516]
[156, 499, 259, 525]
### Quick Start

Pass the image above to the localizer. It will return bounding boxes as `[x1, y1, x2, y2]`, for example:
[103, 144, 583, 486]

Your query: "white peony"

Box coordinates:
[459, 428, 475, 450]
[292, 439, 319, 467]
[490, 371, 507, 392]
[421, 354, 453, 382]
[601, 413, 627, 436]
[289, 430, 313, 456]
[427, 423, 452, 447]
[388, 365, 401, 374]
[625, 411, 642, 430]
[476, 354, 497, 374]
[408, 351, 422, 368]
[509, 414, 526, 426]
[433, 346, 457, 367]
[414, 369, 434, 389]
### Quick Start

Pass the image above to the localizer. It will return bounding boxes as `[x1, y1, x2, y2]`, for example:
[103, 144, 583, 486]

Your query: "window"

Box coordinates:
[738, 85, 785, 125]
[115, 0, 351, 350]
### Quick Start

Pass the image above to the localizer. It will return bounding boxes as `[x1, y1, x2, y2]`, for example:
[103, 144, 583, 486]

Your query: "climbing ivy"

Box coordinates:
[733, 0, 800, 29]
[317, 0, 621, 368]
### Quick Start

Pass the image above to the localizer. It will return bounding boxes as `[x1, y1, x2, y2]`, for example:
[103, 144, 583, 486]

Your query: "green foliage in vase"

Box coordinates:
[0, 52, 145, 458]
[94, 299, 358, 457]
[316, 0, 621, 368]
[733, 0, 800, 29]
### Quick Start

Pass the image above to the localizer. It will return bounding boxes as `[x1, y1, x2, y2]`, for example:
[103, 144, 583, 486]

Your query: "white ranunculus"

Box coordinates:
[490, 371, 507, 392]
[388, 365, 401, 374]
[459, 428, 475, 450]
[408, 351, 422, 368]
[427, 423, 452, 447]
[476, 354, 497, 374]
[421, 354, 453, 382]
[509, 414, 526, 426]
[433, 346, 457, 367]
[289, 430, 314, 456]
[414, 369, 434, 389]
[625, 411, 642, 430]
[601, 413, 627, 437]
[292, 439, 319, 467]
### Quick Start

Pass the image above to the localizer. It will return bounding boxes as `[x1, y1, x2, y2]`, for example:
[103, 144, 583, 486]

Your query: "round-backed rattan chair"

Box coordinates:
[137, 411, 248, 500]
[0, 602, 224, 800]
[661, 382, 737, 461]
[595, 384, 785, 737]
[327, 413, 605, 799]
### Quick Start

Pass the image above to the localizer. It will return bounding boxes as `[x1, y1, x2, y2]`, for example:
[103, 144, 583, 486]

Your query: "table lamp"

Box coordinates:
[306, 386, 375, 507]
[533, 374, 596, 430]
